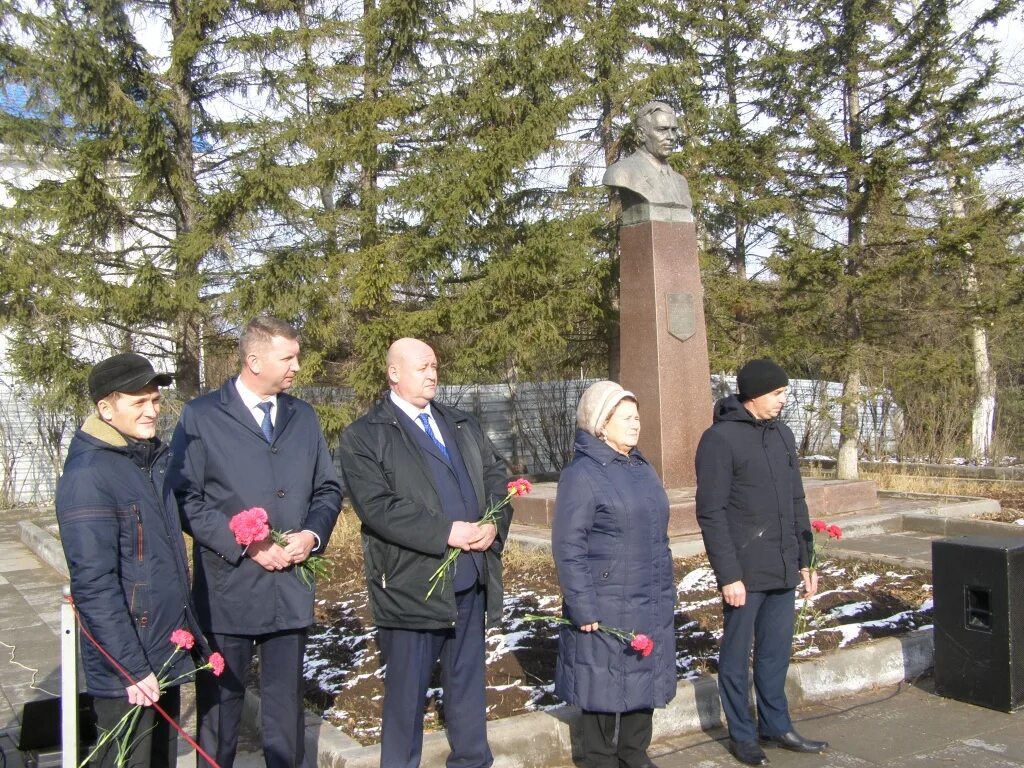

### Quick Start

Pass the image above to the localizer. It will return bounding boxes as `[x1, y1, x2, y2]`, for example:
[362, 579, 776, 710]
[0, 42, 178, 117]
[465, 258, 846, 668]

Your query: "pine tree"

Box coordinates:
[761, 0, 1022, 472]
[0, 0, 301, 403]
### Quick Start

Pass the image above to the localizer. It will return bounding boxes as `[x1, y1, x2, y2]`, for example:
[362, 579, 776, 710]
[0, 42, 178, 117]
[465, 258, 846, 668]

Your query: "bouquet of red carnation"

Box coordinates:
[795, 520, 843, 634]
[426, 478, 532, 599]
[79, 629, 224, 768]
[230, 506, 330, 588]
[524, 614, 655, 657]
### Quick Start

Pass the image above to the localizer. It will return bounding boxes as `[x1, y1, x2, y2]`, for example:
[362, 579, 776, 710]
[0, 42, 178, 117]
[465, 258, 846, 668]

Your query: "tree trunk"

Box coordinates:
[837, 0, 865, 482]
[836, 366, 861, 480]
[970, 322, 996, 462]
[168, 0, 204, 400]
[950, 185, 996, 462]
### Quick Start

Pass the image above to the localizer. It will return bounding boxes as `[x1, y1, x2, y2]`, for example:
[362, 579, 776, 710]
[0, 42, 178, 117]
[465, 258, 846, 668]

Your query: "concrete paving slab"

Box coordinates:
[831, 532, 937, 569]
[0, 551, 42, 573]
[975, 723, 1024, 764]
[907, 742, 1023, 766]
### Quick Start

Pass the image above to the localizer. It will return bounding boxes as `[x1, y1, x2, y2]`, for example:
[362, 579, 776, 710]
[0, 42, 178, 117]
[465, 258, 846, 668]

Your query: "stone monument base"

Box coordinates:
[511, 478, 879, 538]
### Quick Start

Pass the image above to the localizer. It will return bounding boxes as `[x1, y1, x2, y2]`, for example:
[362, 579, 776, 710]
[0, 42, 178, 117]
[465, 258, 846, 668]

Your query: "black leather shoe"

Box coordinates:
[760, 730, 828, 753]
[729, 740, 770, 766]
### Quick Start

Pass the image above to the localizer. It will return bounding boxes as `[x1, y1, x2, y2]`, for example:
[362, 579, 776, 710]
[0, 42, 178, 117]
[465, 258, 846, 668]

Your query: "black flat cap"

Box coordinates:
[88, 353, 173, 402]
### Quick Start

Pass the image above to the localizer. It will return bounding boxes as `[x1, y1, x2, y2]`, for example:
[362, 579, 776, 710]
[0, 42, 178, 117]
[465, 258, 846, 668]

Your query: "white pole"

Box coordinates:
[61, 584, 79, 768]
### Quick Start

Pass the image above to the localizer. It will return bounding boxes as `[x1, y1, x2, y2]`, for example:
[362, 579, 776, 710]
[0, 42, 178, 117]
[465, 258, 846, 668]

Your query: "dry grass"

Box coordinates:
[324, 504, 363, 561]
[323, 507, 556, 576]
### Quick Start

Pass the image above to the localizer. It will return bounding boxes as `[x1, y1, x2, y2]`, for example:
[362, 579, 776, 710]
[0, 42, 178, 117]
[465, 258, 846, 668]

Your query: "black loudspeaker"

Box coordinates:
[17, 694, 96, 751]
[932, 535, 1024, 712]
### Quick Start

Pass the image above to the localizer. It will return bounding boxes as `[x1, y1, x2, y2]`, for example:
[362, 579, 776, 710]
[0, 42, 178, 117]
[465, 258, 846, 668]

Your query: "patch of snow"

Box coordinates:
[918, 598, 934, 611]
[490, 681, 523, 691]
[834, 624, 864, 647]
[679, 567, 717, 592]
[829, 601, 873, 619]
[486, 630, 534, 664]
[852, 574, 879, 587]
[679, 597, 721, 611]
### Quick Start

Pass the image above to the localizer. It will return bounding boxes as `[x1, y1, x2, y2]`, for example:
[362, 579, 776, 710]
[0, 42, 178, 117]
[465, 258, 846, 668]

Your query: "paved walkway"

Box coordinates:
[648, 676, 1024, 767]
[3, 495, 1024, 768]
[0, 506, 64, 768]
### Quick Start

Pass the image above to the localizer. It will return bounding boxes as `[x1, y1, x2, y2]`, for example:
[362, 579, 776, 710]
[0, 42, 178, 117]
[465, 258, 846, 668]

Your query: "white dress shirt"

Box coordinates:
[234, 377, 277, 430]
[389, 391, 447, 448]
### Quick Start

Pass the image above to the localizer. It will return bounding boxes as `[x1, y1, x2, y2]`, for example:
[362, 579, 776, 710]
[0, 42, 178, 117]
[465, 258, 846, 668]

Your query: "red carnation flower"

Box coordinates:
[826, 524, 843, 540]
[630, 633, 655, 657]
[811, 520, 827, 533]
[169, 628, 195, 650]
[229, 507, 270, 547]
[507, 478, 533, 496]
[208, 652, 226, 677]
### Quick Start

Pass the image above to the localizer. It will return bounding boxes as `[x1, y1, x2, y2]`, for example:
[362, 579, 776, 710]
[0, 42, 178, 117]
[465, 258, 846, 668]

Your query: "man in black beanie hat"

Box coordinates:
[694, 359, 825, 766]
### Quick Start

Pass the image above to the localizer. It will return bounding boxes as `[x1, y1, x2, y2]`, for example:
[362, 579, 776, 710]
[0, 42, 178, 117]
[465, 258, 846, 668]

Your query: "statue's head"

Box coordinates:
[637, 101, 680, 161]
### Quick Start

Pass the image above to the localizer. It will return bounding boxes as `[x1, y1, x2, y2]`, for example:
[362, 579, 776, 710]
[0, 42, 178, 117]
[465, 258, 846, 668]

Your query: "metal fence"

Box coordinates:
[0, 376, 901, 503]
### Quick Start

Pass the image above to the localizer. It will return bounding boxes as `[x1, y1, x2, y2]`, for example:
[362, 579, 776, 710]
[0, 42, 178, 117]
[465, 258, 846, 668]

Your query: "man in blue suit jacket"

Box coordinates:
[169, 316, 342, 768]
[340, 338, 510, 768]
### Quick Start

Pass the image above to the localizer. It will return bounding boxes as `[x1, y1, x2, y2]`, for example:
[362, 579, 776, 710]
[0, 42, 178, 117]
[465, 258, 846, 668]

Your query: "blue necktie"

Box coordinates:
[418, 413, 449, 460]
[257, 401, 274, 442]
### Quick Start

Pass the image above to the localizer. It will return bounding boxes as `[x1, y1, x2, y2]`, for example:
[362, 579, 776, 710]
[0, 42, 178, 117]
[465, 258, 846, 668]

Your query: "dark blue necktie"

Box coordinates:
[257, 401, 274, 442]
[418, 413, 449, 459]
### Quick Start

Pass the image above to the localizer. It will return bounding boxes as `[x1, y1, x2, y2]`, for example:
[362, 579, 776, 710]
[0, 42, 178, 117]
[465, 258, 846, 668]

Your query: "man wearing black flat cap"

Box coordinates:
[695, 359, 826, 766]
[57, 353, 199, 768]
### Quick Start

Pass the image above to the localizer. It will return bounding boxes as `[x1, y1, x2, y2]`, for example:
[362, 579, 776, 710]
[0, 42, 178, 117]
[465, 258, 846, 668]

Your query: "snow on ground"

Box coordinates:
[306, 557, 931, 742]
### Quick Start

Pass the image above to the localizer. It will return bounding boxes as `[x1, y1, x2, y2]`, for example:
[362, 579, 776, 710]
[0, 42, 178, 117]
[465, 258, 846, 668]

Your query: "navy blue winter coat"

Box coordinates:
[56, 416, 197, 698]
[168, 379, 343, 635]
[694, 395, 812, 592]
[552, 430, 676, 713]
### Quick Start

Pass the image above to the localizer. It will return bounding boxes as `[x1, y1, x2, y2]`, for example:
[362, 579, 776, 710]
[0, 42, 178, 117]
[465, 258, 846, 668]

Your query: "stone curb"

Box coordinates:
[879, 490, 1002, 518]
[17, 520, 936, 768]
[19, 519, 69, 578]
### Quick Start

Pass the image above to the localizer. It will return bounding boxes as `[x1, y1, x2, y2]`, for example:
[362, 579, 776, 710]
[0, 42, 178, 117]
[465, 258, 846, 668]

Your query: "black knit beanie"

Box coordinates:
[737, 358, 789, 401]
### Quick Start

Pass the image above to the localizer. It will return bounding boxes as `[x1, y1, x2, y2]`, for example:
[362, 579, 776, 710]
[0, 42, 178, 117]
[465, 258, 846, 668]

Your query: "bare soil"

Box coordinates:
[977, 486, 1024, 521]
[302, 543, 931, 745]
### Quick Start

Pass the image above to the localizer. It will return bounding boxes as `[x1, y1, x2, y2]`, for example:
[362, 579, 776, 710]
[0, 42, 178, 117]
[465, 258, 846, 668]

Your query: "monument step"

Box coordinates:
[511, 478, 879, 538]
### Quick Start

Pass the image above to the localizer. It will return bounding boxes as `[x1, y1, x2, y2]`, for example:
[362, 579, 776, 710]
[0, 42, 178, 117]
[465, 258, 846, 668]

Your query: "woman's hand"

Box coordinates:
[580, 622, 600, 632]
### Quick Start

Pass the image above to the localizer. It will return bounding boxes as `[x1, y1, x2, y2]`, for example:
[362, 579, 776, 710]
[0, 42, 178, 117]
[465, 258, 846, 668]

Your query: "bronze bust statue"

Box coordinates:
[603, 101, 693, 225]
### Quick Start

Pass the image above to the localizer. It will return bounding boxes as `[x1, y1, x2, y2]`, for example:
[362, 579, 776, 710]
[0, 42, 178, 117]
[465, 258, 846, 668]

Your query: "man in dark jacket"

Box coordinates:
[57, 353, 195, 768]
[339, 337, 509, 768]
[695, 359, 827, 766]
[169, 316, 342, 768]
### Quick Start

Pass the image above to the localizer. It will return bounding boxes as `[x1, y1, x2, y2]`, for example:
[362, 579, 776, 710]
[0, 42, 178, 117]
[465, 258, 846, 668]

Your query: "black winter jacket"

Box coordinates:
[339, 397, 509, 629]
[694, 395, 812, 592]
[56, 416, 197, 698]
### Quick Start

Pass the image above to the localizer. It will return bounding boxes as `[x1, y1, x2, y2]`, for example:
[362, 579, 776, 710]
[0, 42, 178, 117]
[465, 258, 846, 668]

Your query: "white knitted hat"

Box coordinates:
[576, 380, 637, 438]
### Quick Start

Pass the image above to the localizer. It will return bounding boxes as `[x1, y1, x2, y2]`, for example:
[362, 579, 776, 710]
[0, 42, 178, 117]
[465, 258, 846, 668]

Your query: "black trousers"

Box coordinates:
[580, 709, 653, 768]
[196, 629, 307, 768]
[90, 685, 181, 768]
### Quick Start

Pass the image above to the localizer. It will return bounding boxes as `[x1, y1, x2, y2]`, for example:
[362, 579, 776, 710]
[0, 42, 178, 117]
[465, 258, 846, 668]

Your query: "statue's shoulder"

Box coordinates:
[602, 152, 645, 187]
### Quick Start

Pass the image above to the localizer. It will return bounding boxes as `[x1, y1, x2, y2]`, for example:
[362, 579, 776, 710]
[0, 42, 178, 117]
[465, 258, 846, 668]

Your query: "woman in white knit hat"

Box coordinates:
[552, 380, 676, 768]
